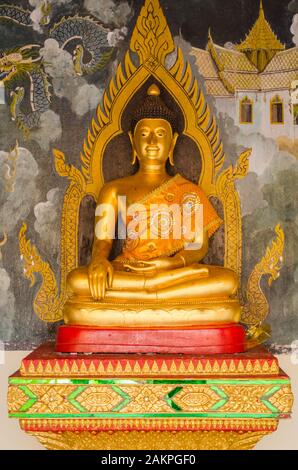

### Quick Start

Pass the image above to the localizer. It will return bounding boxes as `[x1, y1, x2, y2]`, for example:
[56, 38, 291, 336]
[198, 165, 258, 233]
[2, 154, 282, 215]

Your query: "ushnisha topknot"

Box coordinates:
[131, 84, 177, 132]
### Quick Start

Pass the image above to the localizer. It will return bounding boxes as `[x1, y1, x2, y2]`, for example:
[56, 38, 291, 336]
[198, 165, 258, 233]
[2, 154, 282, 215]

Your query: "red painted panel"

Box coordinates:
[56, 323, 246, 354]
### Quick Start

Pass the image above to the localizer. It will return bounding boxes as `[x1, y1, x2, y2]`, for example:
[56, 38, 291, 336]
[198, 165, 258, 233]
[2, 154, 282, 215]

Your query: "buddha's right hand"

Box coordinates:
[87, 258, 114, 300]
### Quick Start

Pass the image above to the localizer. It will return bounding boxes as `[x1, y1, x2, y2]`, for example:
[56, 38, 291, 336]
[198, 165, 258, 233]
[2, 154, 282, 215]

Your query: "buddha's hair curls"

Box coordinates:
[131, 84, 177, 132]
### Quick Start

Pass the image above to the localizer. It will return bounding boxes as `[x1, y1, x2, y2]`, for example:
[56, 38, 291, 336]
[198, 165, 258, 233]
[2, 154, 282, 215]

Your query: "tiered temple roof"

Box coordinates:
[237, 1, 284, 53]
[190, 1, 297, 96]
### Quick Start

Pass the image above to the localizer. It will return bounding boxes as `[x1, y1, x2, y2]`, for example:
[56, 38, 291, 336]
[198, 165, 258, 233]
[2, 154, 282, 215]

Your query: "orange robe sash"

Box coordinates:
[115, 174, 222, 263]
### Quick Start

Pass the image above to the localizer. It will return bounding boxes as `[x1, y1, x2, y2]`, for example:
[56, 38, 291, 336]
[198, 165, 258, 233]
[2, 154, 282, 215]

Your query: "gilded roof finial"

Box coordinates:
[236, 0, 284, 71]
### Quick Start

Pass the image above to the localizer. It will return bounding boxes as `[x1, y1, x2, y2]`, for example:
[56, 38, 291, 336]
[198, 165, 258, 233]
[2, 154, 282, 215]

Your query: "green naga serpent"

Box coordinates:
[0, 3, 116, 132]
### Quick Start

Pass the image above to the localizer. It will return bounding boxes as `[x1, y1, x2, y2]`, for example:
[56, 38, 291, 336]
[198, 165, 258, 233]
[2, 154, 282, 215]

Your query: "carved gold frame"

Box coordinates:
[19, 0, 284, 332]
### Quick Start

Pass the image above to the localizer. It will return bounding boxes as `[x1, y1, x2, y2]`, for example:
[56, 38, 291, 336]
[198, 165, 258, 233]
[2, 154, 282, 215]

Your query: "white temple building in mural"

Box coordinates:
[191, 1, 298, 141]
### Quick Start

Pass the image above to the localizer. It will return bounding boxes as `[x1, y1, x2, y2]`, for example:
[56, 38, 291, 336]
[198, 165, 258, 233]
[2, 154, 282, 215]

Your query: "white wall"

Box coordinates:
[214, 90, 297, 140]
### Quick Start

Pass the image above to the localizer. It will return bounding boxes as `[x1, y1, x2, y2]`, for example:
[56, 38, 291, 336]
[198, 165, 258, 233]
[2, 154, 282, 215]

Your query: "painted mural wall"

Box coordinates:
[0, 0, 297, 349]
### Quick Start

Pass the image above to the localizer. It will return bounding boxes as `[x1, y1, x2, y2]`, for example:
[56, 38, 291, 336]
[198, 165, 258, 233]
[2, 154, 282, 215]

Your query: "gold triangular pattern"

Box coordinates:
[270, 362, 279, 375]
[124, 362, 133, 374]
[170, 361, 178, 374]
[133, 362, 142, 374]
[62, 361, 70, 374]
[106, 362, 114, 374]
[53, 362, 61, 374]
[22, 357, 283, 376]
[220, 360, 228, 374]
[114, 362, 124, 375]
[36, 361, 43, 374]
[178, 362, 186, 373]
[28, 361, 35, 375]
[160, 361, 169, 374]
[89, 361, 96, 374]
[246, 360, 253, 373]
[142, 361, 151, 374]
[44, 362, 52, 374]
[205, 361, 212, 373]
[70, 362, 79, 374]
[80, 361, 88, 374]
[97, 363, 105, 374]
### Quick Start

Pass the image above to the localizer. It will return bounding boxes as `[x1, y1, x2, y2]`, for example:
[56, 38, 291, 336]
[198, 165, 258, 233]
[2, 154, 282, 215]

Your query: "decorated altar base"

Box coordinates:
[8, 343, 293, 450]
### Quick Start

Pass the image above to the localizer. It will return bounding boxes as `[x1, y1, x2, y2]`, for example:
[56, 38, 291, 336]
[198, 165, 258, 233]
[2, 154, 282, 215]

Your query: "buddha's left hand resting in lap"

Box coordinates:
[64, 84, 240, 327]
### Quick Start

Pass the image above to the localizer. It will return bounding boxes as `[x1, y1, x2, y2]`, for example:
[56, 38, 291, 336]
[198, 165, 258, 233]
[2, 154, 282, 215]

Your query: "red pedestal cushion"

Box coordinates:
[56, 323, 246, 354]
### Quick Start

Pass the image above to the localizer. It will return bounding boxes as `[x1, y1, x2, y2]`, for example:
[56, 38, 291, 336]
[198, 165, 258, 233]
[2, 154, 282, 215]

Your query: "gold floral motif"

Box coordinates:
[268, 386, 294, 413]
[75, 386, 122, 413]
[37, 388, 65, 413]
[9, 381, 293, 416]
[28, 385, 77, 414]
[7, 386, 28, 412]
[29, 430, 272, 450]
[120, 385, 174, 413]
[173, 385, 221, 412]
[219, 385, 271, 414]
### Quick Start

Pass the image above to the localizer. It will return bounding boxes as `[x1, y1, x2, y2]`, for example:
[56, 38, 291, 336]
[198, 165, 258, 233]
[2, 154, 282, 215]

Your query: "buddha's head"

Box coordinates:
[129, 84, 179, 166]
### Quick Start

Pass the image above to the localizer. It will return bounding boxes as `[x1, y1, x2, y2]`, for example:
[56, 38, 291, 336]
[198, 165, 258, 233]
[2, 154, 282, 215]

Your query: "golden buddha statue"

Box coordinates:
[63, 84, 240, 328]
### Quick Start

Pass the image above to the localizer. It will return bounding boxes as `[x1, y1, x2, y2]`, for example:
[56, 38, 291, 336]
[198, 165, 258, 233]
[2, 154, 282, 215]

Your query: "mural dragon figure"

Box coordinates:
[50, 16, 115, 76]
[0, 45, 51, 134]
[0, 4, 117, 131]
[0, 4, 33, 26]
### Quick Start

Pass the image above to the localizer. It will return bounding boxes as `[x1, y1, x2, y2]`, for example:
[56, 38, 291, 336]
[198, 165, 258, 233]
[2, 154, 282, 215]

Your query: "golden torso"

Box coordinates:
[64, 115, 240, 326]
[113, 173, 172, 204]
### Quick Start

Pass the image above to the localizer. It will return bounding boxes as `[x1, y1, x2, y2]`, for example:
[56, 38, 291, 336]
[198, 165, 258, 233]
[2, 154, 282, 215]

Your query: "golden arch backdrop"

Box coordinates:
[0, 0, 297, 350]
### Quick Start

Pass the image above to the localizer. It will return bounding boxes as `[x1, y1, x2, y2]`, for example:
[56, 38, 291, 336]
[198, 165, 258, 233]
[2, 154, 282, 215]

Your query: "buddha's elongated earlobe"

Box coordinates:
[168, 132, 179, 166]
[131, 149, 138, 165]
[128, 131, 138, 165]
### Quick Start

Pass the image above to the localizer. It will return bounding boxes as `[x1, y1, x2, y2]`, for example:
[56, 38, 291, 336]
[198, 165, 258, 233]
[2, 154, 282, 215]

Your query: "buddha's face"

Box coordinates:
[130, 118, 178, 165]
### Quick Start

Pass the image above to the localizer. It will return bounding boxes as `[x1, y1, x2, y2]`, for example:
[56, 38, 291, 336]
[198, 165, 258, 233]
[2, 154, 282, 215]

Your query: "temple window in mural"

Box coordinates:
[292, 81, 298, 126]
[240, 97, 253, 124]
[271, 96, 284, 124]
